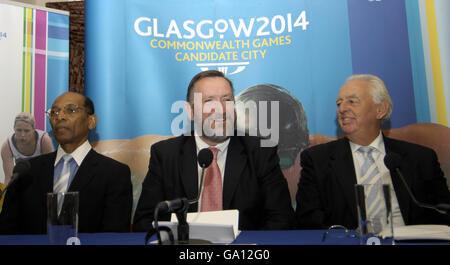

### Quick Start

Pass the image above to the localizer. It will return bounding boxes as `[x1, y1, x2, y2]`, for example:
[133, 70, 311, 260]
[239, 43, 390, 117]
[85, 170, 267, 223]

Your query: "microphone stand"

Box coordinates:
[173, 166, 211, 245]
[394, 168, 449, 215]
[175, 199, 190, 243]
[145, 201, 175, 245]
[173, 203, 211, 244]
[153, 167, 212, 245]
[0, 160, 31, 198]
[147, 148, 214, 245]
[385, 153, 450, 216]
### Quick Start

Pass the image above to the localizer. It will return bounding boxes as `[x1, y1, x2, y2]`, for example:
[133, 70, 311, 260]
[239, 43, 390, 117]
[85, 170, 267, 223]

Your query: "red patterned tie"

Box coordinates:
[200, 147, 223, 211]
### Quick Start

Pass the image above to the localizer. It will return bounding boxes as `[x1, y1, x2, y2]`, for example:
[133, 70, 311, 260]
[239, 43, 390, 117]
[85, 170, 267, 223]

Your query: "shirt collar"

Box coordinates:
[194, 135, 230, 154]
[54, 140, 92, 166]
[349, 131, 386, 155]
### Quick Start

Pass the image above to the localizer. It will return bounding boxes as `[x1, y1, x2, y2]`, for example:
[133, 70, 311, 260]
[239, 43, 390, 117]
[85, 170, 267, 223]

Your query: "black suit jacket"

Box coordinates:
[0, 149, 133, 234]
[295, 136, 450, 229]
[133, 135, 295, 231]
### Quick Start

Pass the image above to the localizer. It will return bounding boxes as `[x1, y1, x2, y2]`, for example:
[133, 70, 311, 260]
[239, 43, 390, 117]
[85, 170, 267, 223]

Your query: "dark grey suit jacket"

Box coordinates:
[295, 136, 450, 229]
[133, 135, 296, 231]
[0, 149, 133, 234]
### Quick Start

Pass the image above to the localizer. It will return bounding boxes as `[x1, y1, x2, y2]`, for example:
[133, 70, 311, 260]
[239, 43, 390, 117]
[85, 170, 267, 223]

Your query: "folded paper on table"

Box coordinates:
[155, 221, 236, 244]
[394, 225, 450, 241]
[152, 209, 240, 244]
[172, 209, 239, 236]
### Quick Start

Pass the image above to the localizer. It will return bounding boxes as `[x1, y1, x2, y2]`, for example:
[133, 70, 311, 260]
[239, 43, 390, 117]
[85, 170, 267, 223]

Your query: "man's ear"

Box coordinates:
[376, 101, 389, 120]
[185, 102, 194, 121]
[88, 114, 98, 130]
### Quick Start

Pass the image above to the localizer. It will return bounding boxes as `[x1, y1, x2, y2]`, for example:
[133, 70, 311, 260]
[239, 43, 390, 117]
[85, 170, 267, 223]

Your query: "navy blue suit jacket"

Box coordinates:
[0, 149, 133, 234]
[295, 136, 450, 229]
[133, 135, 296, 231]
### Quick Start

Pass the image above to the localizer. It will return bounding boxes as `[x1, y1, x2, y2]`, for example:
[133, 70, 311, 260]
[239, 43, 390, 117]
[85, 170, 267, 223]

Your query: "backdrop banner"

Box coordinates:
[0, 1, 69, 182]
[85, 0, 450, 208]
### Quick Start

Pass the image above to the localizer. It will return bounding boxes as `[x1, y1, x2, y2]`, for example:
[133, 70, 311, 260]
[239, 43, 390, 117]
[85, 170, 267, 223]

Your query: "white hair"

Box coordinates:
[346, 74, 393, 122]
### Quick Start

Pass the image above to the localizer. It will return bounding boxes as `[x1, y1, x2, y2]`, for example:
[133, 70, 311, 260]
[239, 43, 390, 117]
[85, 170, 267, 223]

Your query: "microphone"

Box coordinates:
[384, 152, 450, 215]
[155, 148, 213, 213]
[152, 148, 213, 245]
[198, 147, 214, 168]
[156, 198, 189, 214]
[188, 148, 213, 205]
[0, 160, 31, 198]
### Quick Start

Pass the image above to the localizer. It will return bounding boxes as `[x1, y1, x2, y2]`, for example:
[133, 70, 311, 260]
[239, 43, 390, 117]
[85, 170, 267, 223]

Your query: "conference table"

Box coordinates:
[0, 230, 448, 245]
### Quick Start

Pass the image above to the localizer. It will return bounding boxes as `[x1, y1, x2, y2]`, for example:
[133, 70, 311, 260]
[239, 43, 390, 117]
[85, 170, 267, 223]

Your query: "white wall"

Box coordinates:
[0, 2, 24, 183]
[9, 0, 81, 8]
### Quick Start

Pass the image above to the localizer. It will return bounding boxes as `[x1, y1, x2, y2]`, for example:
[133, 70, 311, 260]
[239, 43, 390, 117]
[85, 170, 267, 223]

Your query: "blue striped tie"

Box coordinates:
[54, 155, 74, 215]
[358, 146, 383, 232]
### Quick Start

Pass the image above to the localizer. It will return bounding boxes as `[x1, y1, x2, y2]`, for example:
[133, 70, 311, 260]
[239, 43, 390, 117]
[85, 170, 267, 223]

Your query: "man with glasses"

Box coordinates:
[0, 92, 133, 234]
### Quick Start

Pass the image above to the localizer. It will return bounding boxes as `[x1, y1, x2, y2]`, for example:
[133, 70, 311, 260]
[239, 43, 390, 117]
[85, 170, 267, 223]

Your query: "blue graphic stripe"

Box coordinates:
[47, 13, 69, 53]
[305, 0, 353, 136]
[86, 0, 129, 140]
[48, 12, 69, 27]
[347, 0, 417, 128]
[405, 0, 430, 123]
[48, 25, 69, 40]
[48, 38, 69, 53]
[46, 57, 69, 133]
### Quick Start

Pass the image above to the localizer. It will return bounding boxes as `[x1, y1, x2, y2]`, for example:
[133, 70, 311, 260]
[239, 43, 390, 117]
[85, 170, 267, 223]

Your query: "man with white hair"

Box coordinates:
[1, 113, 54, 184]
[295, 74, 450, 229]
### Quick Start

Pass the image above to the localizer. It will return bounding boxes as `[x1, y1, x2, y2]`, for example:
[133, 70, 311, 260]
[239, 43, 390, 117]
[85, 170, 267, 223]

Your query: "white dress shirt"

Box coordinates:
[54, 140, 92, 168]
[349, 132, 405, 227]
[53, 140, 92, 188]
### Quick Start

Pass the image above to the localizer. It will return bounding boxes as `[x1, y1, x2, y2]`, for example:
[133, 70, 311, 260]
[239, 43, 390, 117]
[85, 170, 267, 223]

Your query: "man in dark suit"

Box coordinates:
[295, 74, 450, 229]
[0, 92, 133, 234]
[133, 70, 295, 231]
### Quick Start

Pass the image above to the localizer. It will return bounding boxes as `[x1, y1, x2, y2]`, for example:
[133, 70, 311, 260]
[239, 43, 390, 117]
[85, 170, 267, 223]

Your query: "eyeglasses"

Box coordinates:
[46, 104, 87, 118]
[322, 225, 356, 242]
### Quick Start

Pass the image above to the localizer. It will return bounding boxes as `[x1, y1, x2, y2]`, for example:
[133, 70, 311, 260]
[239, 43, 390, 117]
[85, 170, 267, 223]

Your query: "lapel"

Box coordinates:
[383, 135, 411, 223]
[222, 136, 246, 209]
[179, 136, 199, 203]
[330, 138, 358, 219]
[39, 152, 57, 194]
[67, 149, 98, 192]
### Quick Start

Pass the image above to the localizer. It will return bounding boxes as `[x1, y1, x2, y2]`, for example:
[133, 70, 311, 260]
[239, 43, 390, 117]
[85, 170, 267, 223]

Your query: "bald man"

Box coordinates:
[0, 92, 132, 234]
